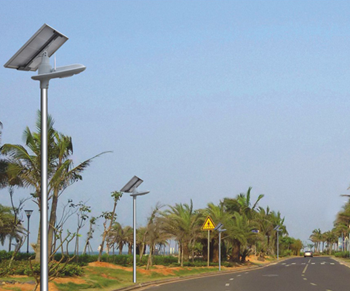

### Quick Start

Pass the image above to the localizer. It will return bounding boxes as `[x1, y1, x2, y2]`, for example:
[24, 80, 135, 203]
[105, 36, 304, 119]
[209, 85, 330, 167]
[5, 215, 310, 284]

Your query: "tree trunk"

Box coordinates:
[183, 241, 189, 262]
[181, 244, 184, 267]
[98, 199, 117, 262]
[34, 207, 41, 263]
[146, 244, 154, 270]
[212, 241, 219, 263]
[48, 188, 59, 258]
[118, 242, 123, 255]
[231, 240, 240, 262]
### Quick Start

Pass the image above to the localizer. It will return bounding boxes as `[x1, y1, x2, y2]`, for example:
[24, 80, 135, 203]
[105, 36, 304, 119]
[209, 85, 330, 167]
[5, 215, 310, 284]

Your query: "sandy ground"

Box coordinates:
[0, 256, 271, 291]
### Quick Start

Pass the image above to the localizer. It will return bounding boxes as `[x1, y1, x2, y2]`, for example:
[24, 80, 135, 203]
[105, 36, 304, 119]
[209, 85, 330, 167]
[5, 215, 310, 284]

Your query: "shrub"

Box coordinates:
[334, 251, 350, 258]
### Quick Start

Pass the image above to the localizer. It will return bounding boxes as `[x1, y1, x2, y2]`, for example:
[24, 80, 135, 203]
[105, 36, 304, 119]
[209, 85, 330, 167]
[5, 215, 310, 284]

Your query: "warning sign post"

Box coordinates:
[201, 216, 216, 267]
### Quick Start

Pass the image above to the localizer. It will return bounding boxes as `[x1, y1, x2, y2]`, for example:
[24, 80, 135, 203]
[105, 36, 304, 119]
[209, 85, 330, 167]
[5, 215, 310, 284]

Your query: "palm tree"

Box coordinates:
[0, 204, 15, 246]
[144, 203, 170, 269]
[254, 206, 275, 256]
[136, 226, 147, 260]
[160, 200, 201, 266]
[223, 187, 264, 220]
[222, 188, 265, 262]
[123, 226, 134, 255]
[0, 111, 109, 261]
[323, 229, 338, 254]
[225, 212, 256, 262]
[309, 229, 322, 253]
[335, 198, 350, 251]
[108, 222, 125, 255]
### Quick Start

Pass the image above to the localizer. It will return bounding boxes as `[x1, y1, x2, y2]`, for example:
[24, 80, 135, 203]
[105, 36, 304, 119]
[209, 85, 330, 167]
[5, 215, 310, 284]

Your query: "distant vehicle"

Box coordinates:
[304, 251, 313, 257]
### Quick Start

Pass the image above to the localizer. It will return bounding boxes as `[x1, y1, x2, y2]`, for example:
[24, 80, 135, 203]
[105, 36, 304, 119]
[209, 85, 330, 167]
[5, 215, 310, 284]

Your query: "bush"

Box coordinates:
[334, 251, 350, 258]
[0, 259, 83, 277]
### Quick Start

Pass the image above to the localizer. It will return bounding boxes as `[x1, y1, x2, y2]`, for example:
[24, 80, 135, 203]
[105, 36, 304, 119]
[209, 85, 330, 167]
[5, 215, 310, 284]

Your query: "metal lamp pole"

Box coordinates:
[274, 225, 282, 259]
[120, 176, 149, 284]
[214, 223, 226, 271]
[131, 191, 149, 283]
[25, 210, 33, 254]
[4, 24, 85, 291]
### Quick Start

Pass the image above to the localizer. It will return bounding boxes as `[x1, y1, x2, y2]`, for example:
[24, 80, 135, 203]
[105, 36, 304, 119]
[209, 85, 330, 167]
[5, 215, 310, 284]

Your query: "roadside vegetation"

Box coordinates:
[0, 114, 304, 290]
[309, 196, 350, 257]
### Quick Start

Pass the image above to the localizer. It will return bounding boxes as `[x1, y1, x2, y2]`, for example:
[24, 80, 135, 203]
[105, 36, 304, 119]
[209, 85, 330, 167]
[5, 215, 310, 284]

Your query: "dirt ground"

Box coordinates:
[0, 256, 271, 291]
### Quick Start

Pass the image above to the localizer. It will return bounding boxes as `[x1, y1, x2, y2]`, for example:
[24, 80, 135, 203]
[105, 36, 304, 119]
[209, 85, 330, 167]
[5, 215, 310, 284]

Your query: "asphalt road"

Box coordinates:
[142, 257, 350, 291]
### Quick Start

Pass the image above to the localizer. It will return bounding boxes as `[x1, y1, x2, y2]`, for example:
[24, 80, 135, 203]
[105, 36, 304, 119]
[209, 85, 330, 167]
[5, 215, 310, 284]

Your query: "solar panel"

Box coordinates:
[4, 24, 68, 71]
[120, 176, 144, 193]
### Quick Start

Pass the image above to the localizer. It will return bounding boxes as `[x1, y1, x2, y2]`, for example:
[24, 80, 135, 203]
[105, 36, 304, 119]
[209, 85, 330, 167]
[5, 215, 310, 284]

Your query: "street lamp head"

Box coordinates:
[130, 190, 150, 197]
[24, 209, 33, 218]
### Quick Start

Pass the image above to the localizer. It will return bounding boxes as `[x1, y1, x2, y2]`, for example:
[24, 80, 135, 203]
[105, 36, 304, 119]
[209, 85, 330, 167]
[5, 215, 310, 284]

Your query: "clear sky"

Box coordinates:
[1, 0, 350, 252]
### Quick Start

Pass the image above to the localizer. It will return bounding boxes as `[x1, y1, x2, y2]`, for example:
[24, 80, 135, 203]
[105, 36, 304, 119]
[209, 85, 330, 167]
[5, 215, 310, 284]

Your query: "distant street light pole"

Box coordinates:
[274, 225, 282, 259]
[24, 210, 33, 254]
[120, 176, 149, 283]
[214, 223, 226, 271]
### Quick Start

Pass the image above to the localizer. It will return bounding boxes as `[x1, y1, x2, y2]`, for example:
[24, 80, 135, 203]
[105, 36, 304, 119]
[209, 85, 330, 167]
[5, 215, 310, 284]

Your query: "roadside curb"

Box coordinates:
[332, 257, 350, 269]
[113, 258, 290, 291]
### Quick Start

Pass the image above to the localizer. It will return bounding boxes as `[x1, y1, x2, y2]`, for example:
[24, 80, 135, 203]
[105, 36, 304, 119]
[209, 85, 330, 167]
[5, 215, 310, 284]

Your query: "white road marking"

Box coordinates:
[292, 263, 296, 265]
[302, 264, 309, 274]
[310, 283, 317, 286]
[303, 278, 307, 281]
[311, 263, 315, 265]
[237, 275, 241, 277]
[330, 263, 335, 265]
[225, 283, 230, 286]
[230, 278, 234, 281]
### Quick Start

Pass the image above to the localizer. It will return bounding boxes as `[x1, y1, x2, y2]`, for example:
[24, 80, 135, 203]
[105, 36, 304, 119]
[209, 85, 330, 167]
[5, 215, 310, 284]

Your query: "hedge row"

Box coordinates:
[0, 260, 83, 277]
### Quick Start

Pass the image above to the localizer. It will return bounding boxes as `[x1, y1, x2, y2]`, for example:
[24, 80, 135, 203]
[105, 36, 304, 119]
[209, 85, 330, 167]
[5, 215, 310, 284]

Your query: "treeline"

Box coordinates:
[310, 196, 350, 256]
[104, 188, 302, 270]
[0, 114, 302, 273]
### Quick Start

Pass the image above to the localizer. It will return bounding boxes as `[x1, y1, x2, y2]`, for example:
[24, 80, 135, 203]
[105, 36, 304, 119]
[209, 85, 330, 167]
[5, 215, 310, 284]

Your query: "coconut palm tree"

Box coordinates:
[222, 188, 265, 261]
[309, 229, 322, 253]
[0, 204, 15, 246]
[123, 226, 134, 255]
[223, 187, 264, 220]
[160, 200, 201, 266]
[0, 111, 109, 261]
[144, 203, 170, 269]
[225, 212, 256, 262]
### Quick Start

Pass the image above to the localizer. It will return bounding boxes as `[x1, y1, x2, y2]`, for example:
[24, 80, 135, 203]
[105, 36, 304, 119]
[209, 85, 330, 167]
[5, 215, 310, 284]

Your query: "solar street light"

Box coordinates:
[24, 210, 33, 254]
[120, 176, 149, 283]
[4, 24, 86, 291]
[274, 225, 282, 259]
[214, 222, 226, 271]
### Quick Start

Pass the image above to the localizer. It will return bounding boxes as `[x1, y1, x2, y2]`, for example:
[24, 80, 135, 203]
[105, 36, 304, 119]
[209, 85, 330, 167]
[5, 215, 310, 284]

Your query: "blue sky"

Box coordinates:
[1, 0, 350, 252]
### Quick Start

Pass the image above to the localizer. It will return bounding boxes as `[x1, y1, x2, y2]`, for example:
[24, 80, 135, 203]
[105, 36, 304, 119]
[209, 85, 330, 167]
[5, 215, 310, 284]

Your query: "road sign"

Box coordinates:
[202, 216, 216, 230]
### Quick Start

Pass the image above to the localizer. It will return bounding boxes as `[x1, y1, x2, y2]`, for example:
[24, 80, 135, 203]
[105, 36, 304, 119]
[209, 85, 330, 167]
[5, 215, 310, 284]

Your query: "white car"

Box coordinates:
[304, 251, 313, 257]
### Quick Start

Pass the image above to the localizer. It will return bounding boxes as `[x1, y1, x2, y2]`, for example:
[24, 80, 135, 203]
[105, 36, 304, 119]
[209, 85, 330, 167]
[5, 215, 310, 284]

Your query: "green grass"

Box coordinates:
[52, 265, 225, 291]
[0, 260, 269, 290]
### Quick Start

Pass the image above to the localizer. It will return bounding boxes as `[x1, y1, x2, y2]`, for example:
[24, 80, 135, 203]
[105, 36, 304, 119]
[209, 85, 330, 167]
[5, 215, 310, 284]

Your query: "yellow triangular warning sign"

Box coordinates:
[202, 216, 216, 230]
